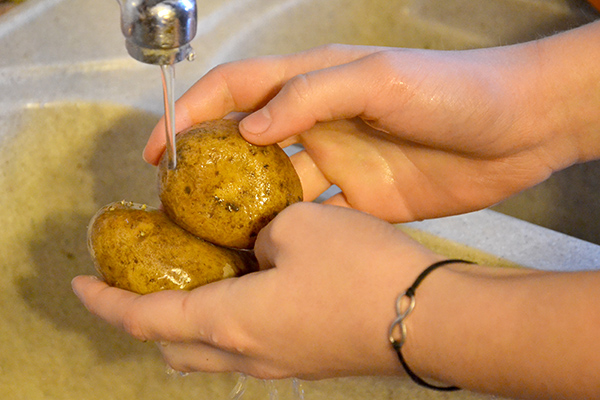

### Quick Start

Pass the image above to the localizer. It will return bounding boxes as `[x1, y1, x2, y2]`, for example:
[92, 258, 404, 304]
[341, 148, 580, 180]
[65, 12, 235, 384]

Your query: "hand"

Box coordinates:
[73, 202, 600, 397]
[143, 30, 600, 222]
[72, 202, 444, 380]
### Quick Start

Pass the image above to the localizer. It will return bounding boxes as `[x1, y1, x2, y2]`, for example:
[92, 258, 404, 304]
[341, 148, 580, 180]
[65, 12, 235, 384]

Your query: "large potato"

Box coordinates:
[87, 201, 258, 295]
[158, 119, 303, 249]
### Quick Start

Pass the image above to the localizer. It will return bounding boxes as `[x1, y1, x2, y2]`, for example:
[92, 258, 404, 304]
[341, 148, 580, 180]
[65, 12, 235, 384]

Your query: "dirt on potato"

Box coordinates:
[158, 119, 303, 249]
[88, 200, 258, 295]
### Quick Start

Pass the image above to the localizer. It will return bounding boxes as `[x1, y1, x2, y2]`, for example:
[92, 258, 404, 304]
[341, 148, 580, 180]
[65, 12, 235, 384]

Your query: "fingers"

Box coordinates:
[288, 149, 332, 202]
[321, 191, 352, 209]
[159, 341, 286, 380]
[72, 276, 142, 333]
[158, 341, 242, 374]
[143, 44, 382, 165]
[72, 275, 232, 344]
[238, 58, 376, 145]
[252, 202, 333, 270]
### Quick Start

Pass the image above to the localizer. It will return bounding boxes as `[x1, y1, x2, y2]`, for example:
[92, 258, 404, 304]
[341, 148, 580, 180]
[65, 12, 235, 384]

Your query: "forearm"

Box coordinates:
[405, 263, 600, 399]
[514, 20, 600, 167]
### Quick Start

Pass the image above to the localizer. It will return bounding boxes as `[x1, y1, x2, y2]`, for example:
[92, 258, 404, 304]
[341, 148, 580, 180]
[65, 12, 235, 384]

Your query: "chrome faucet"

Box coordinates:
[116, 0, 197, 65]
[116, 0, 198, 170]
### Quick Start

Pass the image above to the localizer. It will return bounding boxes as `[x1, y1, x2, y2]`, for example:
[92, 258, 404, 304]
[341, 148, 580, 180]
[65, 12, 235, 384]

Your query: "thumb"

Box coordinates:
[239, 56, 380, 145]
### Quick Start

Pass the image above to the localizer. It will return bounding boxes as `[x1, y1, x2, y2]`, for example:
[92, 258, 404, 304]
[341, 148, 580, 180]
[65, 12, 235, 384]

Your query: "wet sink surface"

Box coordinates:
[0, 1, 599, 399]
[0, 99, 507, 400]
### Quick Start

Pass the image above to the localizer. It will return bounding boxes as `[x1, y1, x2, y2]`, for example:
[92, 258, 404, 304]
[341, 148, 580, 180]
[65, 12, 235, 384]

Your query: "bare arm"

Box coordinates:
[72, 19, 600, 400]
[408, 262, 600, 399]
[73, 203, 600, 399]
[144, 21, 600, 223]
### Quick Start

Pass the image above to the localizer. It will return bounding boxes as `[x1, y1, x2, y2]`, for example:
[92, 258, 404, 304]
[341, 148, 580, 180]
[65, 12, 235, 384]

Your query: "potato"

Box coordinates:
[158, 119, 303, 249]
[87, 201, 258, 295]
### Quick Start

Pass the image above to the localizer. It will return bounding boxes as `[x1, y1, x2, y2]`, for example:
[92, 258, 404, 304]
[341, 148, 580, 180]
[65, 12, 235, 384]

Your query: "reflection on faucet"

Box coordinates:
[116, 0, 197, 65]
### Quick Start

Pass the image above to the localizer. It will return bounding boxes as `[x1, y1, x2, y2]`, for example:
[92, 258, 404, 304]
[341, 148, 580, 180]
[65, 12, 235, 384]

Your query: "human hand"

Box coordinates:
[72, 202, 444, 380]
[143, 31, 598, 222]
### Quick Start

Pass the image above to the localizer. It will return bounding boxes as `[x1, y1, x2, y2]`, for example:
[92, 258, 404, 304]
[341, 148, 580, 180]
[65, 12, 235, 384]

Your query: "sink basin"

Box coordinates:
[0, 1, 598, 399]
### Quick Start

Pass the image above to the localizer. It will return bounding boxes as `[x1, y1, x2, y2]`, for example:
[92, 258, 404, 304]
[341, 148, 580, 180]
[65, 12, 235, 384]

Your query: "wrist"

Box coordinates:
[518, 21, 600, 167]
[397, 260, 474, 386]
[389, 259, 475, 391]
[398, 261, 532, 390]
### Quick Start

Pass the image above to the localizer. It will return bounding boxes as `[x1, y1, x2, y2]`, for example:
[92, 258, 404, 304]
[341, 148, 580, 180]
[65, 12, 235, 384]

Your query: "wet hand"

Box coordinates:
[72, 203, 442, 380]
[144, 43, 578, 222]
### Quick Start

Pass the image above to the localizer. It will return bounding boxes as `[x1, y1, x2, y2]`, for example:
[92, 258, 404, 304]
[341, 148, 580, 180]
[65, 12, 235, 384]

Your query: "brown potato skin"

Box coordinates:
[158, 119, 303, 249]
[88, 201, 258, 295]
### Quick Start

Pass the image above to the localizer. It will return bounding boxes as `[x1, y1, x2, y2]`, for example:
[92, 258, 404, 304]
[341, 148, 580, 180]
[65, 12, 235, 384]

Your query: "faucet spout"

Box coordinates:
[117, 0, 197, 65]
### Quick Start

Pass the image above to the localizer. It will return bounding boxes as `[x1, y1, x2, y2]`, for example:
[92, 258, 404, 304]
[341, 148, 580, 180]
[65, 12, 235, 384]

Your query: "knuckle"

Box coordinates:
[365, 49, 398, 70]
[248, 365, 289, 381]
[286, 73, 315, 105]
[361, 50, 406, 89]
[359, 50, 411, 104]
[120, 301, 151, 342]
[279, 200, 319, 220]
[163, 356, 193, 374]
[210, 321, 252, 355]
[261, 203, 321, 246]
[314, 43, 346, 55]
[269, 202, 317, 234]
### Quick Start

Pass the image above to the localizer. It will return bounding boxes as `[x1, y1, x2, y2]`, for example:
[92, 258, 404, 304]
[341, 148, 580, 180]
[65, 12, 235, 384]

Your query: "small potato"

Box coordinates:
[158, 119, 303, 249]
[87, 201, 258, 295]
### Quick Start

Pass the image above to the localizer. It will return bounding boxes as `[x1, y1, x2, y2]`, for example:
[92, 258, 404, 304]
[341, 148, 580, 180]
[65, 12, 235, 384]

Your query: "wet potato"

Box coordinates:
[88, 201, 258, 295]
[158, 119, 303, 249]
[87, 119, 302, 294]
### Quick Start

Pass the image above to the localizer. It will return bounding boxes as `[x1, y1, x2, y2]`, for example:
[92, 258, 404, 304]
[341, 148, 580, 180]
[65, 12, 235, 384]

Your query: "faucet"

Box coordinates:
[116, 0, 197, 170]
[116, 0, 197, 65]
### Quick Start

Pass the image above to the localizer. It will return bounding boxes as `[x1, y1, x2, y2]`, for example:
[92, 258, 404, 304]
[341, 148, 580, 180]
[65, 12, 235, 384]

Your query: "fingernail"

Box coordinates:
[241, 108, 271, 135]
[142, 147, 151, 164]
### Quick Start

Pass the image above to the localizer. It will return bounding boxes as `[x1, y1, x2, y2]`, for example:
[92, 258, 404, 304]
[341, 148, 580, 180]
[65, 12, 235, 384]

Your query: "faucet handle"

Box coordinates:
[118, 0, 197, 65]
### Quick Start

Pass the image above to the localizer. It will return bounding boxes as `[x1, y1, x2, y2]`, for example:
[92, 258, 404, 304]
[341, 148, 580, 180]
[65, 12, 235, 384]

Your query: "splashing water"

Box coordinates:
[228, 374, 248, 400]
[227, 374, 305, 400]
[292, 378, 305, 400]
[265, 380, 278, 400]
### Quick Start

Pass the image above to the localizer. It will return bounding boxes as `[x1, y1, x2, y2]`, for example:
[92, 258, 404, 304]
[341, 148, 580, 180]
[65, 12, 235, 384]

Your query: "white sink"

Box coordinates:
[0, 1, 598, 399]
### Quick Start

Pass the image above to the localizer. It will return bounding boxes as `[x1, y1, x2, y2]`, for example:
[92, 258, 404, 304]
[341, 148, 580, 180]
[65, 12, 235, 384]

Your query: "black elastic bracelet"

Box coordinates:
[388, 258, 474, 391]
